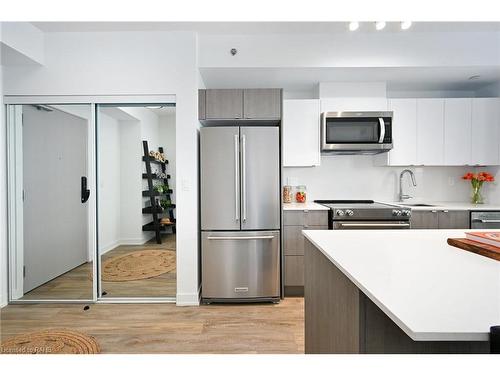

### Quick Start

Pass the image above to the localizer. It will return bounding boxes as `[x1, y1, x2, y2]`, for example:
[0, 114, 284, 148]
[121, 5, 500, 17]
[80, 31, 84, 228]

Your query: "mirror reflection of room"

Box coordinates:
[10, 104, 93, 301]
[97, 104, 176, 298]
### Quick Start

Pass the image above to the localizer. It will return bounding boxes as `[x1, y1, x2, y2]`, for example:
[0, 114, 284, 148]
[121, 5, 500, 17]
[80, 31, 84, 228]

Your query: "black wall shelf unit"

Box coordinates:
[142, 140, 176, 244]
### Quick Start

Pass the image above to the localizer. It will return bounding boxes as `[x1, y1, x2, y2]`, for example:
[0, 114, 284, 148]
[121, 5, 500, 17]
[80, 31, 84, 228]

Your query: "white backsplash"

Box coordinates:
[283, 155, 500, 203]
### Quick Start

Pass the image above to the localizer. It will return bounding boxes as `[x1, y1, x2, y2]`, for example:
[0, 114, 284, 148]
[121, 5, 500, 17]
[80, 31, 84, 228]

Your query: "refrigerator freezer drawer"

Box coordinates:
[202, 231, 280, 300]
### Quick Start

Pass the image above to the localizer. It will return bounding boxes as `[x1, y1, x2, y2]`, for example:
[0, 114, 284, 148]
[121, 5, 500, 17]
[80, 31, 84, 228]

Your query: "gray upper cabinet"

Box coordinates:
[243, 89, 281, 119]
[205, 89, 244, 120]
[198, 89, 206, 120]
[199, 88, 282, 123]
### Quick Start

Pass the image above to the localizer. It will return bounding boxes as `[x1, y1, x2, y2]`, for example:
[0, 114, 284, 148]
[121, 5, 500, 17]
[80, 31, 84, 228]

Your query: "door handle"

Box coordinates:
[241, 134, 247, 223]
[207, 236, 275, 240]
[472, 219, 500, 223]
[81, 176, 90, 203]
[378, 118, 386, 143]
[234, 134, 240, 222]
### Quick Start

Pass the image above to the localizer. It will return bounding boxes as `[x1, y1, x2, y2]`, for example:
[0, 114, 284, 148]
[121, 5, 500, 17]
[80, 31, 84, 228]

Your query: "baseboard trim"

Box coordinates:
[176, 289, 200, 306]
[99, 237, 153, 255]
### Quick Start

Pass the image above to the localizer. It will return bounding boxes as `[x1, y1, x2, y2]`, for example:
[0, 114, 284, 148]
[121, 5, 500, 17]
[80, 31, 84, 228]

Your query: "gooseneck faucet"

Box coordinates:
[399, 169, 417, 202]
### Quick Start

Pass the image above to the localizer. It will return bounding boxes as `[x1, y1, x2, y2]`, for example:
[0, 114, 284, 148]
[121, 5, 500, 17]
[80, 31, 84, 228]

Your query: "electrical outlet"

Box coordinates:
[448, 176, 455, 186]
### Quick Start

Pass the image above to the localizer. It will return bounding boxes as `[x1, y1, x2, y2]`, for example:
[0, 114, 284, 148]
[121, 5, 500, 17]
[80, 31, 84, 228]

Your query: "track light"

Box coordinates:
[348, 22, 359, 31]
[375, 21, 386, 30]
[401, 21, 412, 30]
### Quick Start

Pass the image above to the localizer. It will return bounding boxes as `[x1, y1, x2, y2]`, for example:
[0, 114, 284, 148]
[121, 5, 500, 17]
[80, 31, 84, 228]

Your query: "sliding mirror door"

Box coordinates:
[8, 104, 94, 301]
[96, 104, 176, 299]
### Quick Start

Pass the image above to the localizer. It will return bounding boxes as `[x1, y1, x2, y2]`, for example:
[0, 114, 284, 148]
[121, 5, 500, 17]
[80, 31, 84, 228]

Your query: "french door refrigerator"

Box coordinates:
[200, 126, 281, 303]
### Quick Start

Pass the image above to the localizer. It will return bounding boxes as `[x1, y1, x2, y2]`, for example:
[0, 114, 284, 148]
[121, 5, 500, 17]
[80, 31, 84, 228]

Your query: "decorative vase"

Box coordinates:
[471, 182, 484, 204]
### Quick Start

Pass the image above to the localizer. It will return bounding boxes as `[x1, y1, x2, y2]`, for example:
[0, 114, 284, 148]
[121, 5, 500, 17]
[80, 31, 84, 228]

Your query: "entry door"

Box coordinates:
[22, 105, 90, 294]
[240, 127, 280, 230]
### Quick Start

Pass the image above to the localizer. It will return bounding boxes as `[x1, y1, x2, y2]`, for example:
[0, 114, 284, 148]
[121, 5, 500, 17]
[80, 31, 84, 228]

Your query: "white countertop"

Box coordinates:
[302, 229, 500, 341]
[386, 201, 500, 211]
[283, 202, 329, 210]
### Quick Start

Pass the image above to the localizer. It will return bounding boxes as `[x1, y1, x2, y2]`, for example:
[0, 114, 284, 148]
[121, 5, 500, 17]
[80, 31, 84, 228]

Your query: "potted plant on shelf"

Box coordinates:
[461, 172, 495, 204]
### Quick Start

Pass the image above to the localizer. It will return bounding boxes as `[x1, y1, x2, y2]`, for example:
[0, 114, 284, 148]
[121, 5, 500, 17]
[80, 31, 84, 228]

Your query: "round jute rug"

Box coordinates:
[101, 249, 176, 282]
[0, 330, 100, 354]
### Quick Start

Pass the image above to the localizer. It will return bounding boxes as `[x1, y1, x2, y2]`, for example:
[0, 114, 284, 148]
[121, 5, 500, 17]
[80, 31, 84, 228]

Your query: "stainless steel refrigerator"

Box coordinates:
[200, 126, 281, 303]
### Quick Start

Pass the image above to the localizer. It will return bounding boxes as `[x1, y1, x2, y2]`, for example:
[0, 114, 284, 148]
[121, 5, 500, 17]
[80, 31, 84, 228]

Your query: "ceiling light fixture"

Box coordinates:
[401, 21, 412, 30]
[375, 21, 386, 31]
[349, 22, 359, 31]
[468, 75, 481, 81]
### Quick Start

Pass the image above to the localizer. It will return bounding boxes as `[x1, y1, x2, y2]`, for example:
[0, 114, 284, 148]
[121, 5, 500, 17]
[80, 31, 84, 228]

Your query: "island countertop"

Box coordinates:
[302, 229, 500, 341]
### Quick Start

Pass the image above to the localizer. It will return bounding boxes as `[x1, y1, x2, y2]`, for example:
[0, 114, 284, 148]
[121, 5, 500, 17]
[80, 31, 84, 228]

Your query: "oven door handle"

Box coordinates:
[472, 219, 500, 223]
[337, 222, 410, 229]
[378, 118, 386, 143]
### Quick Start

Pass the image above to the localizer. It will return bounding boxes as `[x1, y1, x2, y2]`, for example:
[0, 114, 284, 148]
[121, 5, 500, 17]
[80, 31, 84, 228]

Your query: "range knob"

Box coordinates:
[345, 209, 354, 217]
[336, 210, 345, 216]
[392, 209, 402, 216]
[402, 209, 411, 217]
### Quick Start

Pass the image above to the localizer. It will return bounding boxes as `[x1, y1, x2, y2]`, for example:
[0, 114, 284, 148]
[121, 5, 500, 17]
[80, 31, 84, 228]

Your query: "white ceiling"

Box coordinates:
[31, 22, 500, 34]
[200, 66, 500, 92]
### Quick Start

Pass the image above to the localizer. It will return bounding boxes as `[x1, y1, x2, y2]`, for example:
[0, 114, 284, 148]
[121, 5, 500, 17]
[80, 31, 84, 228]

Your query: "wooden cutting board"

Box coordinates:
[447, 238, 500, 261]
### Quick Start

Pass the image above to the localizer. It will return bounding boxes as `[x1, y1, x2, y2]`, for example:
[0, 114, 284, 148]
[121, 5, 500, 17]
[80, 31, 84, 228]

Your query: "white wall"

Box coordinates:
[2, 31, 200, 305]
[98, 113, 121, 252]
[284, 157, 472, 203]
[0, 22, 44, 65]
[198, 32, 500, 68]
[159, 111, 176, 204]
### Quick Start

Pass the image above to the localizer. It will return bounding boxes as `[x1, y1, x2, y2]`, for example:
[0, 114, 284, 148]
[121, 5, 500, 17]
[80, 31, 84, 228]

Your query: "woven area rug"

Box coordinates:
[101, 249, 176, 282]
[0, 330, 100, 354]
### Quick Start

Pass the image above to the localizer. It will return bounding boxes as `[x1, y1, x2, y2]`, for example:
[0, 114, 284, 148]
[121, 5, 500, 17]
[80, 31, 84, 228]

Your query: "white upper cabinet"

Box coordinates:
[386, 99, 417, 166]
[283, 99, 320, 167]
[320, 97, 388, 112]
[416, 99, 445, 165]
[471, 98, 500, 166]
[444, 98, 472, 165]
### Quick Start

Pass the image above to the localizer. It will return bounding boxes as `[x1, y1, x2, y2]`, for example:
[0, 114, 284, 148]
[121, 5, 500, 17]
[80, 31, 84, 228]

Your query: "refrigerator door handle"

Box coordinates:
[241, 134, 247, 223]
[234, 134, 239, 222]
[207, 236, 275, 240]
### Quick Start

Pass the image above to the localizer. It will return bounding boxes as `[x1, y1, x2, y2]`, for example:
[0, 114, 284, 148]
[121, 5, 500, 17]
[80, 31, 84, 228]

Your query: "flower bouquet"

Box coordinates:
[461, 172, 495, 204]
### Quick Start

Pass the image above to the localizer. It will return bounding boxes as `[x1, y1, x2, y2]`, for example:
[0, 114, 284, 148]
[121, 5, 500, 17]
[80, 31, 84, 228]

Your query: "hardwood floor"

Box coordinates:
[19, 234, 176, 301]
[0, 298, 304, 354]
[101, 234, 176, 298]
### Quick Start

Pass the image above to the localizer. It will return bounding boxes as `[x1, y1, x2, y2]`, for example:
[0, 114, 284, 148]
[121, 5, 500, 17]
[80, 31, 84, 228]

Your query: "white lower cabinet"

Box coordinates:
[282, 99, 320, 167]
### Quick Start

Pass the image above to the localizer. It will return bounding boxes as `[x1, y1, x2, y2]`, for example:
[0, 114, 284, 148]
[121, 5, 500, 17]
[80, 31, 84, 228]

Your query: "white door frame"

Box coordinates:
[5, 95, 176, 304]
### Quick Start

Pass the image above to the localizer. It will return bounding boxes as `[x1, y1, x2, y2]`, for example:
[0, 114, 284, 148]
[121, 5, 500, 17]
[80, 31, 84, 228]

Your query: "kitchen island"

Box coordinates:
[302, 229, 500, 354]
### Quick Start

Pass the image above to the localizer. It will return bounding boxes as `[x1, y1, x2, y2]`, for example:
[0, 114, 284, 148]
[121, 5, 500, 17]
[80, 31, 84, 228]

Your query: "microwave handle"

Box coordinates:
[378, 118, 386, 143]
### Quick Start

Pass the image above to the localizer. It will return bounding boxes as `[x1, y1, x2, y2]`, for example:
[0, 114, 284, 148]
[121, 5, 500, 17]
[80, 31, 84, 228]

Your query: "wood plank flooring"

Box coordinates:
[0, 298, 304, 354]
[19, 234, 176, 300]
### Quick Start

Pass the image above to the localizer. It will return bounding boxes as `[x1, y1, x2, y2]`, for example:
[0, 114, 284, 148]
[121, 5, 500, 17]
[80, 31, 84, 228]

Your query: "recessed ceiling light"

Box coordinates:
[468, 75, 481, 81]
[401, 21, 412, 30]
[375, 21, 386, 31]
[348, 22, 359, 31]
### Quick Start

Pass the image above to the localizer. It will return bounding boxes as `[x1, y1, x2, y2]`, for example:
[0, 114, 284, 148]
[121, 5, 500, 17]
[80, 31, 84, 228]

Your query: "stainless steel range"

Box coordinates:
[314, 200, 411, 230]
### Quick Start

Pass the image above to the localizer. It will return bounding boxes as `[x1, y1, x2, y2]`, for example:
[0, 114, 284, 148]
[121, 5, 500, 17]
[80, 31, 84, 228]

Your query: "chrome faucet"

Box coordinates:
[399, 169, 417, 202]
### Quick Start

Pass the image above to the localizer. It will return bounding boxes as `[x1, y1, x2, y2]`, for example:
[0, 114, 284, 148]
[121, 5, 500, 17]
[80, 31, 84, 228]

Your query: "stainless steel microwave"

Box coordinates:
[321, 111, 393, 154]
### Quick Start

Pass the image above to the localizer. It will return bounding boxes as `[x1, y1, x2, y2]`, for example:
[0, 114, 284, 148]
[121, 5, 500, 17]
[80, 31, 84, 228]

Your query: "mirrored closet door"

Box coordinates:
[7, 104, 94, 301]
[96, 104, 176, 299]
